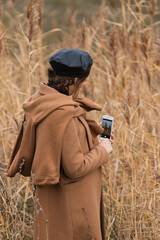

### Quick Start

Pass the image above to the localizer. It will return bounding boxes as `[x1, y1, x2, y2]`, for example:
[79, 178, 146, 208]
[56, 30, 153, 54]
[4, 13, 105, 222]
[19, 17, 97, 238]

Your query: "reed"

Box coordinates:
[0, 0, 160, 239]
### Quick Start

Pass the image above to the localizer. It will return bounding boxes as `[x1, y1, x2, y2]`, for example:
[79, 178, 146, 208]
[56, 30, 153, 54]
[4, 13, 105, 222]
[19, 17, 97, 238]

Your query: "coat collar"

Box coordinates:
[37, 82, 104, 148]
[38, 82, 102, 112]
[38, 82, 73, 99]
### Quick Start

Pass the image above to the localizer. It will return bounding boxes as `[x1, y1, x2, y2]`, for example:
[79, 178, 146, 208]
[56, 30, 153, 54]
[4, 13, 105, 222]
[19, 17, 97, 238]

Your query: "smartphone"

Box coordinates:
[100, 115, 114, 140]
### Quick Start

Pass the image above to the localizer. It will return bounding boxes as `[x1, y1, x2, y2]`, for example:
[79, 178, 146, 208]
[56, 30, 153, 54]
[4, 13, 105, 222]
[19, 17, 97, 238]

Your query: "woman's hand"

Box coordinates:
[99, 138, 113, 154]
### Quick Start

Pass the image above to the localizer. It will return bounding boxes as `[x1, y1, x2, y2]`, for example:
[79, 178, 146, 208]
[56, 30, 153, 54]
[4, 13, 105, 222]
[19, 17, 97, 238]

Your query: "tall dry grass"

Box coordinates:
[0, 0, 160, 239]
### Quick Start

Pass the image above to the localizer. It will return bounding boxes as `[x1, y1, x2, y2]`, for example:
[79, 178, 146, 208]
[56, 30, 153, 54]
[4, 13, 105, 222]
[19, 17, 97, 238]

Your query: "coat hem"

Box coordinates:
[33, 177, 60, 186]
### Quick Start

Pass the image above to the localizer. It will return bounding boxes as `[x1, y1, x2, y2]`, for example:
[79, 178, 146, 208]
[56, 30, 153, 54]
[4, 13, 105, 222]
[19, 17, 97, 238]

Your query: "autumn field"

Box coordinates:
[0, 0, 160, 239]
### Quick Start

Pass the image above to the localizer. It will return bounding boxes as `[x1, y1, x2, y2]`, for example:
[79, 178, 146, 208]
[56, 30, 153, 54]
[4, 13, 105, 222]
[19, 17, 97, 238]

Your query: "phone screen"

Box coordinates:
[100, 118, 113, 139]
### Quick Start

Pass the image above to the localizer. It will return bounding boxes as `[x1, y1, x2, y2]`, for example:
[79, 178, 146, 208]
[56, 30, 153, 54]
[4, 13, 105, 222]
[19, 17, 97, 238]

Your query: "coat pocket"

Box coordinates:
[61, 176, 85, 185]
[59, 167, 84, 185]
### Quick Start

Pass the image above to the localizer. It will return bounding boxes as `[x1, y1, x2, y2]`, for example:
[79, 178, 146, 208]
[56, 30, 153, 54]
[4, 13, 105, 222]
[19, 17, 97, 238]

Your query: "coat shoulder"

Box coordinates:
[38, 105, 77, 126]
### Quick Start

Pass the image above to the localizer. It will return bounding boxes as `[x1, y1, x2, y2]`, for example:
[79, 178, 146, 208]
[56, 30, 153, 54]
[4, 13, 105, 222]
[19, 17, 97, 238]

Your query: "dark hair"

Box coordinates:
[47, 68, 87, 97]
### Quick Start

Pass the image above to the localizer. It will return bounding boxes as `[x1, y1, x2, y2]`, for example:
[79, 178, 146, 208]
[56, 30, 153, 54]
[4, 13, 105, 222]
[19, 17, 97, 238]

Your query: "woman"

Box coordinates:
[7, 49, 114, 240]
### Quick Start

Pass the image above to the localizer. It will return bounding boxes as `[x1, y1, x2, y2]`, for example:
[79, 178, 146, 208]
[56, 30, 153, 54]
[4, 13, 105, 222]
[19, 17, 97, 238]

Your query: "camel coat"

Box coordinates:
[6, 82, 110, 240]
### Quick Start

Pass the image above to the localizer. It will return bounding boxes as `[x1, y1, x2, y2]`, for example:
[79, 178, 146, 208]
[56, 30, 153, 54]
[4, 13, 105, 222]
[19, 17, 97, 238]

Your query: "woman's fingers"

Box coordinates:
[111, 130, 114, 139]
[110, 130, 114, 144]
[111, 133, 114, 140]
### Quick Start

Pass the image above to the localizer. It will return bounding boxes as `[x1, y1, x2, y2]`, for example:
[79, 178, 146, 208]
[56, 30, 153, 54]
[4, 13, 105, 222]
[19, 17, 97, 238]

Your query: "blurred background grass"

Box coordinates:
[0, 0, 160, 239]
[1, 0, 160, 43]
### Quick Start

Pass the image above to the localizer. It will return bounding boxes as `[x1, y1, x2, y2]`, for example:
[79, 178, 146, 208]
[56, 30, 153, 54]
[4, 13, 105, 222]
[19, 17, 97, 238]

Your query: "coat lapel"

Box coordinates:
[74, 106, 94, 150]
[77, 116, 94, 151]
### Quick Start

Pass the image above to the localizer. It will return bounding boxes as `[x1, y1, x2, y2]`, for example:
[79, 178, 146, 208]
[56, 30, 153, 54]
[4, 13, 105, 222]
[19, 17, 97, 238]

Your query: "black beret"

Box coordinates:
[49, 49, 93, 78]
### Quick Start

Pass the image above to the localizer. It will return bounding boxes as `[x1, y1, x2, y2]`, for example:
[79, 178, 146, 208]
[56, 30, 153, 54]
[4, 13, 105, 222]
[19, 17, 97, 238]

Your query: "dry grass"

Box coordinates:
[0, 0, 160, 239]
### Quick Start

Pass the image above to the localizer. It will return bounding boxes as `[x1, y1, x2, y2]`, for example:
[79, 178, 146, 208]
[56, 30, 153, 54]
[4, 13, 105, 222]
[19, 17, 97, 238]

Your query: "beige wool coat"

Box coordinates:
[7, 82, 110, 240]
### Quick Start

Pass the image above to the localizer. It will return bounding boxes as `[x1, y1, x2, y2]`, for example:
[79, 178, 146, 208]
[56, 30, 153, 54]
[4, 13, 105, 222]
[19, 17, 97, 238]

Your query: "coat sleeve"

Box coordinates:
[61, 117, 109, 179]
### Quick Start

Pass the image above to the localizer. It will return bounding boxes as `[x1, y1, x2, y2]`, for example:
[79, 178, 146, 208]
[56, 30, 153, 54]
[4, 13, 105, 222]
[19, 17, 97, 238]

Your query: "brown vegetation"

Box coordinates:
[0, 0, 160, 239]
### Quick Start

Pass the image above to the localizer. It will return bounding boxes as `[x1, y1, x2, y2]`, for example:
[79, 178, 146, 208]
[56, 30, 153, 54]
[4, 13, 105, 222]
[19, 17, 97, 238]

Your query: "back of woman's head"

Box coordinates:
[47, 68, 87, 98]
[47, 49, 93, 97]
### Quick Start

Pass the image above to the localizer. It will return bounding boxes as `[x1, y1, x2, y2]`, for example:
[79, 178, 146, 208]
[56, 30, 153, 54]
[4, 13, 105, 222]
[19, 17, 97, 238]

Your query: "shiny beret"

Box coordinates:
[49, 49, 93, 78]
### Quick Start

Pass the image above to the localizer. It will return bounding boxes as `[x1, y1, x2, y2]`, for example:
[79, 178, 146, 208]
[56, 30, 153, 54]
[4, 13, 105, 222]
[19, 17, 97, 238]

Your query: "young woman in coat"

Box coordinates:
[7, 49, 114, 240]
